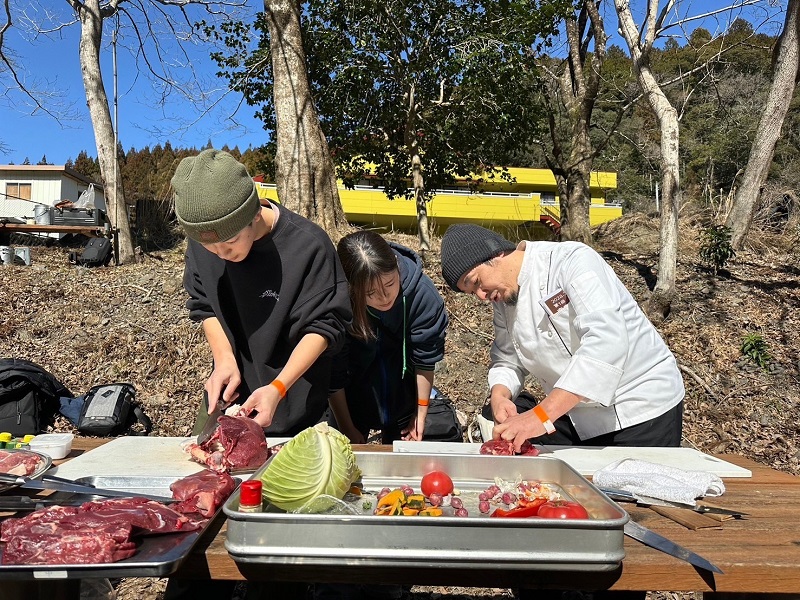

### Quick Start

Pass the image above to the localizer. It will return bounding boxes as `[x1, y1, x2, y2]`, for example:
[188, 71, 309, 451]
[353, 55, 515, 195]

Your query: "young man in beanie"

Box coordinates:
[441, 224, 684, 450]
[172, 148, 352, 435]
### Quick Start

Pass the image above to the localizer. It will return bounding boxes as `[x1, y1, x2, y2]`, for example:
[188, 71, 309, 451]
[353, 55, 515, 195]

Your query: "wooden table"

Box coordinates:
[19, 439, 800, 597]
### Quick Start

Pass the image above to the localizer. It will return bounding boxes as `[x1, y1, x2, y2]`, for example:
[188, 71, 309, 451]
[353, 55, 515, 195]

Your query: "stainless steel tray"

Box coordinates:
[0, 449, 52, 492]
[224, 452, 628, 572]
[0, 474, 236, 579]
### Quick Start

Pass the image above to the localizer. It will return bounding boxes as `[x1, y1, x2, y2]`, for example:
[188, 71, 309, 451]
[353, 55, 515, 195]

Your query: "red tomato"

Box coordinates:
[420, 470, 454, 497]
[537, 500, 589, 519]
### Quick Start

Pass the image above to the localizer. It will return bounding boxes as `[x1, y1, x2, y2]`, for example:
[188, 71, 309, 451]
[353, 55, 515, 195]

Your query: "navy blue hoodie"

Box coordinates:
[331, 242, 448, 431]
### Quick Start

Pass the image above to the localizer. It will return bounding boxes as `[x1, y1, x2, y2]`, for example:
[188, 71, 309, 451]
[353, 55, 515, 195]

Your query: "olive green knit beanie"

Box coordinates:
[171, 149, 260, 243]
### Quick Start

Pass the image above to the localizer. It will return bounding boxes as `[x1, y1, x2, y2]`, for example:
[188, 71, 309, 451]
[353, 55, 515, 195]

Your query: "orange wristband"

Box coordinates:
[533, 404, 556, 434]
[270, 379, 287, 399]
[417, 398, 430, 407]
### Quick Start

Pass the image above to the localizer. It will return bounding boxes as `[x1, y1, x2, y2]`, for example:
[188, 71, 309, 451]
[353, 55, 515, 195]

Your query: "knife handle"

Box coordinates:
[649, 506, 723, 530]
[0, 473, 24, 485]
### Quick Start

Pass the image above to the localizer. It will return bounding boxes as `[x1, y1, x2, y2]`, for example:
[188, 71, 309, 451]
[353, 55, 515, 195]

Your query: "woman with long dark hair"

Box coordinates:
[329, 230, 448, 444]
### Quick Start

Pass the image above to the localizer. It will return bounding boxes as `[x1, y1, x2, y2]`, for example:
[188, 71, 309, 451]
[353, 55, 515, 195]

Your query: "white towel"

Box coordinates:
[592, 458, 725, 506]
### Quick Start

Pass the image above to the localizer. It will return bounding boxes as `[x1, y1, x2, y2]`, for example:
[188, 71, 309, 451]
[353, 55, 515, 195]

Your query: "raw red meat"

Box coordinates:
[170, 469, 236, 518]
[0, 450, 44, 476]
[0, 471, 238, 565]
[1, 505, 80, 542]
[479, 439, 539, 456]
[2, 532, 137, 565]
[186, 415, 269, 472]
[79, 497, 204, 534]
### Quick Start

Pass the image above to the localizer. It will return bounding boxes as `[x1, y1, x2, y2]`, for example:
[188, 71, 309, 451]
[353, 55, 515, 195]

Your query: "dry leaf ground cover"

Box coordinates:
[1, 212, 799, 599]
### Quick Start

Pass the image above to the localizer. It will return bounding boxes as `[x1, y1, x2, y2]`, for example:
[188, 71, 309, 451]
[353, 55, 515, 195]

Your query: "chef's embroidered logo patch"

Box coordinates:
[539, 289, 570, 316]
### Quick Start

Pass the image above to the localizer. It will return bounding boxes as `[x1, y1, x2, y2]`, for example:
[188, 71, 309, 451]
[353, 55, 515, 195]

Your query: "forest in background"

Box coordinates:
[7, 17, 797, 247]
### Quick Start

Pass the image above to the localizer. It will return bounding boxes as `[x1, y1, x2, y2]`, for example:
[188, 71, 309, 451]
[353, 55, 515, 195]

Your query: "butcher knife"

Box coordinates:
[0, 496, 69, 511]
[600, 487, 748, 517]
[624, 520, 723, 574]
[0, 473, 176, 503]
[196, 390, 225, 445]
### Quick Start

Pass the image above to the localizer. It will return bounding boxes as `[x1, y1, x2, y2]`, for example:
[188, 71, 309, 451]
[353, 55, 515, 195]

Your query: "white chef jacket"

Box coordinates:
[488, 241, 684, 440]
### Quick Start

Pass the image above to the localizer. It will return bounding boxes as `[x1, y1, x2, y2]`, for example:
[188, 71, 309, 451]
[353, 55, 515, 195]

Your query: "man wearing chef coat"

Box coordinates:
[441, 224, 684, 450]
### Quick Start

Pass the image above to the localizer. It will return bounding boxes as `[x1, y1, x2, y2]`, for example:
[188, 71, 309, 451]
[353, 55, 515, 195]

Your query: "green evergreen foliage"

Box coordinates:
[699, 224, 736, 274]
[741, 333, 771, 371]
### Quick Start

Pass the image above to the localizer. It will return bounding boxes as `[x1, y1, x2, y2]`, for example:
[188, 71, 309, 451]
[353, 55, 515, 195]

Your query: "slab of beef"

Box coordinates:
[170, 469, 236, 518]
[479, 439, 539, 456]
[186, 415, 269, 472]
[79, 497, 204, 534]
[2, 532, 137, 565]
[1, 507, 134, 543]
[0, 449, 44, 476]
[1, 505, 81, 542]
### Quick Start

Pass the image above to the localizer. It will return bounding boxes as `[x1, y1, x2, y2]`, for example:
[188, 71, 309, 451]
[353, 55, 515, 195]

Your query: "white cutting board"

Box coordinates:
[391, 441, 752, 478]
[50, 437, 205, 480]
[49, 436, 289, 480]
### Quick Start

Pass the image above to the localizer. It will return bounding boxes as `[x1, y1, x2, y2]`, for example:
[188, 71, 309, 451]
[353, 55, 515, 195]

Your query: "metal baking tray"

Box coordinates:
[0, 449, 52, 492]
[224, 452, 628, 572]
[0, 475, 237, 579]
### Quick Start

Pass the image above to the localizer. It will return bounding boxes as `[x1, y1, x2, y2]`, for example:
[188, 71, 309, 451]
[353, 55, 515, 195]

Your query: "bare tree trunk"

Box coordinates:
[726, 0, 800, 249]
[403, 82, 430, 250]
[539, 0, 611, 245]
[412, 153, 431, 251]
[74, 0, 135, 264]
[615, 0, 680, 321]
[264, 0, 346, 234]
[560, 169, 592, 244]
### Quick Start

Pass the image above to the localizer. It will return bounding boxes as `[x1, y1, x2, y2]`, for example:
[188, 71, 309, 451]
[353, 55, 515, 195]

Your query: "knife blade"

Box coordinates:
[196, 390, 224, 445]
[0, 473, 175, 503]
[600, 488, 748, 517]
[0, 496, 66, 511]
[624, 520, 724, 573]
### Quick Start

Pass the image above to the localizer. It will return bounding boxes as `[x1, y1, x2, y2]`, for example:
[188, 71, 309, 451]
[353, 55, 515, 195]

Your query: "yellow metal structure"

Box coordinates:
[255, 167, 621, 232]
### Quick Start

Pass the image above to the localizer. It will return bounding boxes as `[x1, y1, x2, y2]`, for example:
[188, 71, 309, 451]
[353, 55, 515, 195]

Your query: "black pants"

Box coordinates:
[494, 392, 683, 448]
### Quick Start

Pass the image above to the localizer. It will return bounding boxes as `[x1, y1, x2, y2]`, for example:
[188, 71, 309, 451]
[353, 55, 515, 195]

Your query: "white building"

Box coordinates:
[0, 165, 106, 226]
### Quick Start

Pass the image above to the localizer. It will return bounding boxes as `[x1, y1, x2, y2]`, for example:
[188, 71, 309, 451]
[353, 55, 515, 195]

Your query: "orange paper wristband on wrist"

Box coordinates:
[533, 404, 556, 434]
[270, 379, 287, 398]
[417, 398, 430, 407]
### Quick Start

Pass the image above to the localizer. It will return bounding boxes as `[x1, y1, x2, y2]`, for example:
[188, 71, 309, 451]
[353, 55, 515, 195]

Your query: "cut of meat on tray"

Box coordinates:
[185, 415, 269, 472]
[1, 505, 81, 542]
[0, 449, 45, 476]
[1, 506, 135, 543]
[170, 469, 237, 518]
[0, 496, 202, 565]
[0, 470, 240, 565]
[2, 532, 138, 565]
[79, 497, 205, 534]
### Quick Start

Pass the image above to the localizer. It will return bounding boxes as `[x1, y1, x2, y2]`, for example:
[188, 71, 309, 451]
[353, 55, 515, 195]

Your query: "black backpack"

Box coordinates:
[77, 237, 113, 267]
[0, 359, 72, 436]
[421, 392, 464, 442]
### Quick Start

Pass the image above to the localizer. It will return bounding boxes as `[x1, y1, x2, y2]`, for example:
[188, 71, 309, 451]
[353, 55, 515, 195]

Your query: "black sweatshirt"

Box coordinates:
[183, 202, 352, 435]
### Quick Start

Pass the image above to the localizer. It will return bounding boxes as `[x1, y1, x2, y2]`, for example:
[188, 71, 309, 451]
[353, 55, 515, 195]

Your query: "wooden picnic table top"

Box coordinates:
[56, 437, 800, 596]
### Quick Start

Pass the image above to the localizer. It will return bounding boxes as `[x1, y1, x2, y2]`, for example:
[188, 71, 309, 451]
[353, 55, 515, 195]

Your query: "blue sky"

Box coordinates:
[0, 1, 785, 167]
[0, 2, 263, 166]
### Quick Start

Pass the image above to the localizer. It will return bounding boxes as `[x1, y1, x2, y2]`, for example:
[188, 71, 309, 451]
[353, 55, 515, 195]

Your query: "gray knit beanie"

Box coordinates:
[440, 224, 517, 291]
[171, 149, 260, 243]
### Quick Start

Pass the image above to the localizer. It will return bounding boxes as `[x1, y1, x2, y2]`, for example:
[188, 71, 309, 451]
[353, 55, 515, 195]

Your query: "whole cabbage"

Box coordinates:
[261, 422, 361, 511]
